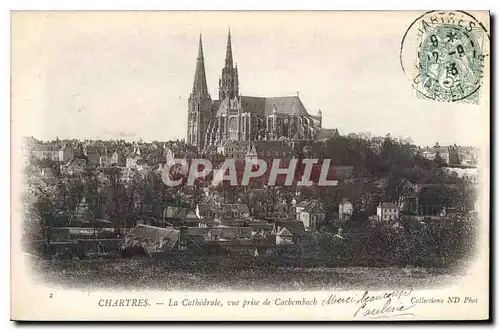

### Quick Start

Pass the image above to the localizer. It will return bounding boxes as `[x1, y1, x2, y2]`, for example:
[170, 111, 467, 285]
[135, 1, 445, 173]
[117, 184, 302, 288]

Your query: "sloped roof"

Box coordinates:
[381, 202, 398, 209]
[248, 222, 276, 233]
[125, 225, 179, 252]
[251, 140, 297, 157]
[295, 200, 310, 208]
[302, 200, 326, 214]
[317, 128, 340, 140]
[217, 95, 310, 117]
[165, 207, 199, 220]
[275, 220, 306, 236]
[220, 227, 252, 239]
[185, 210, 199, 220]
[263, 97, 309, 116]
[239, 96, 266, 115]
[277, 227, 293, 237]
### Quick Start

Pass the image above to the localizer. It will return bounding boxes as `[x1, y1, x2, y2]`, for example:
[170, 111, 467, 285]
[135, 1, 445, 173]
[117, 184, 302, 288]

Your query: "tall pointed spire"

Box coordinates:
[219, 27, 239, 100]
[225, 28, 233, 68]
[197, 34, 204, 60]
[192, 34, 209, 95]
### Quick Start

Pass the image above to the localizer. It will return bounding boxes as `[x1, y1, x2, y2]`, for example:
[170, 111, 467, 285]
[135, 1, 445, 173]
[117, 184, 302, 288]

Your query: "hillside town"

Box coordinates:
[22, 132, 479, 267]
[21, 29, 479, 268]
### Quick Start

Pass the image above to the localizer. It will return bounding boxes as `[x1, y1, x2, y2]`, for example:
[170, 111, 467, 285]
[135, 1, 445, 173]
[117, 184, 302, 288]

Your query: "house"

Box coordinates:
[224, 203, 250, 219]
[274, 220, 306, 245]
[339, 199, 353, 221]
[84, 146, 100, 168]
[60, 157, 88, 176]
[99, 155, 111, 167]
[296, 200, 326, 230]
[123, 225, 180, 253]
[248, 222, 276, 235]
[32, 143, 74, 162]
[275, 227, 294, 245]
[295, 200, 310, 215]
[178, 226, 254, 251]
[40, 167, 54, 179]
[247, 222, 276, 246]
[398, 194, 419, 215]
[110, 150, 126, 167]
[196, 203, 250, 219]
[448, 145, 461, 165]
[58, 144, 74, 163]
[206, 227, 253, 242]
[163, 206, 201, 227]
[316, 128, 340, 140]
[246, 140, 297, 160]
[377, 202, 399, 222]
[217, 140, 249, 160]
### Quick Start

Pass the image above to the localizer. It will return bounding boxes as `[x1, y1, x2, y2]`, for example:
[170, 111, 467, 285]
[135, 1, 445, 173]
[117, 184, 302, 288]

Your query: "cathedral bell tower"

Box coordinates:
[219, 28, 239, 100]
[187, 35, 212, 150]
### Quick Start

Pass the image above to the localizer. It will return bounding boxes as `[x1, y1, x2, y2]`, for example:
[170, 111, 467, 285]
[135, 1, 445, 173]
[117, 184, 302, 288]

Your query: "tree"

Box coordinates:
[99, 167, 124, 230]
[433, 142, 446, 167]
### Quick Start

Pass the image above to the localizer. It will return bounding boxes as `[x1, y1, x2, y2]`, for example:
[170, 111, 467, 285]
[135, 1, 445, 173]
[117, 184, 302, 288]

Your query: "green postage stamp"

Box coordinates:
[400, 11, 490, 104]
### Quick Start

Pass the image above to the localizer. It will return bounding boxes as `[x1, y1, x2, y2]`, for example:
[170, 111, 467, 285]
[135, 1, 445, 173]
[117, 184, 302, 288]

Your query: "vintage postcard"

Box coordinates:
[10, 11, 490, 321]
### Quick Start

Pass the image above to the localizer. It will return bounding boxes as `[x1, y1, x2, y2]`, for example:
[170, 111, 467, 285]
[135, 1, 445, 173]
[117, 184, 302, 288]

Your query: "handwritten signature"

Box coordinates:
[353, 289, 415, 319]
[354, 298, 416, 319]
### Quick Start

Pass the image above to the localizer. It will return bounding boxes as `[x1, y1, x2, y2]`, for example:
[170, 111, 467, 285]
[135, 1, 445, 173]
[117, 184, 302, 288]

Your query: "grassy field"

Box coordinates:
[28, 256, 467, 291]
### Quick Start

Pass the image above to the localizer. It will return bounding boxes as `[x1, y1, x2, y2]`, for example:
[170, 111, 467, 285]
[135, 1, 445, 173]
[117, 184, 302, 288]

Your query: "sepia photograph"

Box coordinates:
[10, 10, 490, 321]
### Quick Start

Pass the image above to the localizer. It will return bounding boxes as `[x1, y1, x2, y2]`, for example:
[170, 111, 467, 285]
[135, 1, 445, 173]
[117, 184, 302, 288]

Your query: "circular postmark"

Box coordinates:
[400, 11, 490, 103]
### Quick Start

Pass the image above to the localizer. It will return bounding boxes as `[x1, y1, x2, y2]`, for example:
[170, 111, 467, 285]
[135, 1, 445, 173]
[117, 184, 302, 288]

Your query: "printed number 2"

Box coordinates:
[49, 293, 53, 298]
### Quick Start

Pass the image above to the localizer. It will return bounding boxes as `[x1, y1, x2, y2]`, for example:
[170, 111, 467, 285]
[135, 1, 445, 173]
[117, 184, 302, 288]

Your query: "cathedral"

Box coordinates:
[186, 29, 325, 152]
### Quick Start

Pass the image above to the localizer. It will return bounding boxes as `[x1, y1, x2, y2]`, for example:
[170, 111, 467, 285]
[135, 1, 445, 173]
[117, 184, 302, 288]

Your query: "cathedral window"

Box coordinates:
[229, 118, 238, 140]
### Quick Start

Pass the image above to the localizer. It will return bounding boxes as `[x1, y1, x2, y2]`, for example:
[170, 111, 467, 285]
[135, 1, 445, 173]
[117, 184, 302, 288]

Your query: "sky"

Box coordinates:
[11, 11, 489, 147]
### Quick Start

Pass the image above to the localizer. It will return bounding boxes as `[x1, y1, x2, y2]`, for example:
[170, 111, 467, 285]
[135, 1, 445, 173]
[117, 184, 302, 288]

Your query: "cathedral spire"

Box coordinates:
[225, 28, 233, 68]
[197, 34, 204, 60]
[192, 34, 208, 95]
[188, 34, 212, 150]
[219, 28, 239, 100]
